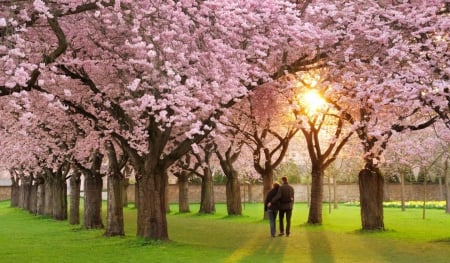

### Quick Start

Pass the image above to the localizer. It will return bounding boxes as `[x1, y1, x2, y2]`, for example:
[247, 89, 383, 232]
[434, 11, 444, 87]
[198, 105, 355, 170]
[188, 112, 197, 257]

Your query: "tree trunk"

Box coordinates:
[36, 176, 45, 215]
[422, 171, 427, 220]
[328, 174, 331, 214]
[10, 173, 20, 207]
[226, 171, 242, 215]
[18, 176, 24, 209]
[105, 174, 124, 236]
[30, 180, 38, 215]
[359, 167, 384, 230]
[83, 174, 104, 228]
[52, 171, 67, 221]
[69, 169, 81, 225]
[248, 184, 253, 203]
[199, 167, 215, 214]
[134, 181, 139, 209]
[400, 173, 405, 212]
[136, 166, 168, 240]
[306, 174, 311, 207]
[83, 152, 104, 229]
[122, 178, 129, 208]
[178, 171, 190, 213]
[384, 178, 390, 201]
[105, 141, 125, 237]
[165, 173, 171, 213]
[262, 171, 274, 206]
[308, 168, 324, 224]
[216, 143, 243, 216]
[21, 176, 32, 211]
[445, 159, 449, 214]
[18, 181, 24, 209]
[262, 171, 274, 219]
[333, 174, 338, 209]
[43, 173, 53, 217]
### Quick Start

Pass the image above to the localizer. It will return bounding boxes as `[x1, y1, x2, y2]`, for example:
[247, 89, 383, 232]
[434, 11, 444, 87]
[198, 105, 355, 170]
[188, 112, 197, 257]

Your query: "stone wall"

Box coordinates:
[126, 183, 446, 204]
[0, 186, 10, 201]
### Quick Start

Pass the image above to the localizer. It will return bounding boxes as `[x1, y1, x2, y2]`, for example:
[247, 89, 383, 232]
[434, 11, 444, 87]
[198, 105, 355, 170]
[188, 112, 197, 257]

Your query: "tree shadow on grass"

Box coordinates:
[219, 214, 254, 221]
[305, 225, 335, 263]
[432, 237, 450, 244]
[355, 228, 450, 263]
[224, 229, 289, 263]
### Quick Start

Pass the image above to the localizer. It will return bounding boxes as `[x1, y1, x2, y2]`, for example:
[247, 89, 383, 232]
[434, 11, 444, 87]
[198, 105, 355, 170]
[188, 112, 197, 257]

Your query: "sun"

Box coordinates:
[299, 89, 327, 114]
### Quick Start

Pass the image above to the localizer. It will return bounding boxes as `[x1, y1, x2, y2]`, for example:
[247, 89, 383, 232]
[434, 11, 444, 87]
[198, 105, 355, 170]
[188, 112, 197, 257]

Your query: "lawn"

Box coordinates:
[0, 200, 449, 263]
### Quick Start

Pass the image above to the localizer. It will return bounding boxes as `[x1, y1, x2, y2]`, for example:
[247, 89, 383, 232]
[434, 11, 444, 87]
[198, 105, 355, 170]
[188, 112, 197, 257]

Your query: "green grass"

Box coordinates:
[0, 201, 449, 263]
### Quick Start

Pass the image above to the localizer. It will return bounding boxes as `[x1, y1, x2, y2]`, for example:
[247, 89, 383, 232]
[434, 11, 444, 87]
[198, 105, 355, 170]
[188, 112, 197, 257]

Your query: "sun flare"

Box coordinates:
[300, 89, 327, 113]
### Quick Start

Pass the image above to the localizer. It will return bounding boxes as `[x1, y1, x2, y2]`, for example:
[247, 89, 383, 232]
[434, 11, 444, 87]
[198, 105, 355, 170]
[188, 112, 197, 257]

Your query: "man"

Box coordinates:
[269, 176, 294, 237]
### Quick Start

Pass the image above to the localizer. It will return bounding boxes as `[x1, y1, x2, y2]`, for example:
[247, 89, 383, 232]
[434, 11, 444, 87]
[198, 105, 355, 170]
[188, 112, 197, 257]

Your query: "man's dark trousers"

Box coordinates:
[279, 209, 292, 236]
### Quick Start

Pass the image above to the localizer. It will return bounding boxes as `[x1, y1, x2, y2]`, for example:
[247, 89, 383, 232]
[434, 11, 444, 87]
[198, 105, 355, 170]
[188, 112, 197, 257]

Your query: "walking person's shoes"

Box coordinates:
[278, 233, 284, 236]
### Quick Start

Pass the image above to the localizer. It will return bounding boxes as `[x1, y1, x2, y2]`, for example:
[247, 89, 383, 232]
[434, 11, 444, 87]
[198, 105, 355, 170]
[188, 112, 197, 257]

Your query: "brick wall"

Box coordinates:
[1, 183, 444, 203]
[0, 186, 11, 201]
[125, 183, 446, 204]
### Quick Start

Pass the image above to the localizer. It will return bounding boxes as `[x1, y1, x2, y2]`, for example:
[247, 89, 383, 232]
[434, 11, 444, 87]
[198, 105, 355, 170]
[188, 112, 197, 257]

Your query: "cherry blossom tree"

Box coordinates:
[2, 1, 321, 240]
[238, 84, 299, 217]
[284, 71, 355, 225]
[300, 0, 449, 229]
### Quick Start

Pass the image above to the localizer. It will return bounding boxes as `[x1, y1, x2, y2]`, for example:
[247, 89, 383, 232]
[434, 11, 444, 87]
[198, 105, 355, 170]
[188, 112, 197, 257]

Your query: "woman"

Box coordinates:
[264, 183, 280, 238]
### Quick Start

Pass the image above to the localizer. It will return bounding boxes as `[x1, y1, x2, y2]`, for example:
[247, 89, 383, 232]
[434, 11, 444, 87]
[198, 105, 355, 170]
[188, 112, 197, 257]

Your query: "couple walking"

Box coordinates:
[264, 176, 294, 238]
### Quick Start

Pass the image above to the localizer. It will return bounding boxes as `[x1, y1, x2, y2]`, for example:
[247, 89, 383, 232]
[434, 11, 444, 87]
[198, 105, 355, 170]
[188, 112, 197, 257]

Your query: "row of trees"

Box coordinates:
[1, 0, 449, 240]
